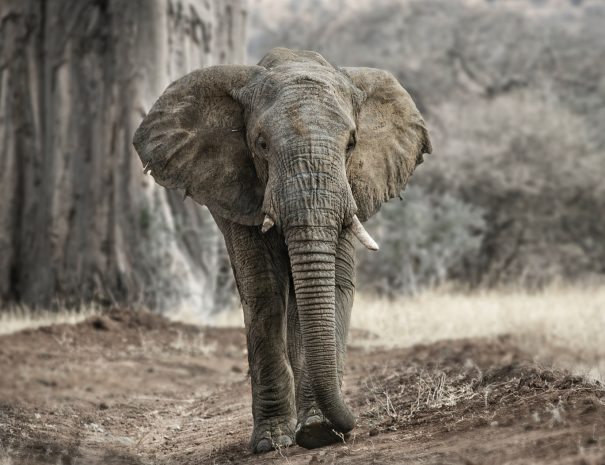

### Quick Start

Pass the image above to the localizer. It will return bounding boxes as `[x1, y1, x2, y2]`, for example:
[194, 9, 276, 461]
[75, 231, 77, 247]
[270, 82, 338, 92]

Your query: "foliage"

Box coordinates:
[249, 0, 605, 294]
[359, 187, 485, 295]
[427, 93, 605, 287]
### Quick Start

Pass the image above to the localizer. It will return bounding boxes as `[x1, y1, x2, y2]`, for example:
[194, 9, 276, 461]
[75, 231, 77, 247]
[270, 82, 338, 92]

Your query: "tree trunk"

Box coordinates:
[0, 0, 246, 315]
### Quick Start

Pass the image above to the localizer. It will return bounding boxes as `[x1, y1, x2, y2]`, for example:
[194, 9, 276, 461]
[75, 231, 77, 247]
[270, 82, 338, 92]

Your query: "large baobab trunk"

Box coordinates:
[0, 0, 246, 314]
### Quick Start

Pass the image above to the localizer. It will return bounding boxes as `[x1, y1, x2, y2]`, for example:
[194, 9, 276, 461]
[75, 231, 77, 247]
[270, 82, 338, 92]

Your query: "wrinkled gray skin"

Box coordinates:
[133, 48, 431, 452]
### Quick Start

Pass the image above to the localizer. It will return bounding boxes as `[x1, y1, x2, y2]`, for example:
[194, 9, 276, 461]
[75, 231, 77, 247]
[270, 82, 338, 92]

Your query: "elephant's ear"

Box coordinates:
[341, 67, 432, 222]
[133, 65, 265, 226]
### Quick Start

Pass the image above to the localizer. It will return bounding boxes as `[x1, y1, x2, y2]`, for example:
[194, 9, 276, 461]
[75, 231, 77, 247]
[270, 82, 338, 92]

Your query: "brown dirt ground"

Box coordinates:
[0, 308, 603, 465]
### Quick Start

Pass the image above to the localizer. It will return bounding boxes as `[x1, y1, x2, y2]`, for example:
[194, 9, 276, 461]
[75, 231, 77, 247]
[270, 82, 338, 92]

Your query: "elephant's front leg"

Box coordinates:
[213, 216, 296, 453]
[289, 230, 356, 448]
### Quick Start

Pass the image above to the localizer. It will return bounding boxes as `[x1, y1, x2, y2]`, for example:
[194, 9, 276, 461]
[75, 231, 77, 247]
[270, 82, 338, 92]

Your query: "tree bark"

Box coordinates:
[0, 0, 246, 315]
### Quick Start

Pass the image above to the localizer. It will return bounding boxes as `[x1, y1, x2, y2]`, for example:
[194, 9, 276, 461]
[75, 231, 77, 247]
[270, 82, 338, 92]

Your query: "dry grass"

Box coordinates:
[0, 305, 98, 336]
[159, 284, 605, 378]
[351, 285, 605, 346]
[350, 285, 605, 380]
[359, 338, 605, 439]
[201, 285, 605, 364]
[1, 285, 603, 378]
[362, 367, 479, 426]
[168, 305, 245, 328]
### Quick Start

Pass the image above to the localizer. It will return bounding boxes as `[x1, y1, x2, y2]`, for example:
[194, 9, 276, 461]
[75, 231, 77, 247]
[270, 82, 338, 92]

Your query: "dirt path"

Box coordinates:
[1, 309, 603, 464]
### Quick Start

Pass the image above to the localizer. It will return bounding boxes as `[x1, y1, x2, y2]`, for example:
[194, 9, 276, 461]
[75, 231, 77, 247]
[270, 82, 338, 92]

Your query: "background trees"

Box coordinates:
[1, 0, 602, 313]
[0, 0, 245, 315]
[249, 0, 605, 294]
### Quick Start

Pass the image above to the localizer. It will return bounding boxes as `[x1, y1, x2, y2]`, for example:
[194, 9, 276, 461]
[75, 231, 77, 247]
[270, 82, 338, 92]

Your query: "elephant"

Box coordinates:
[133, 48, 432, 453]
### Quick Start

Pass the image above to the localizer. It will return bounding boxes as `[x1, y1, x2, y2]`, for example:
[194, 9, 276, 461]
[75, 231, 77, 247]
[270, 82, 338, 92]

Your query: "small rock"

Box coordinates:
[582, 404, 596, 414]
[86, 423, 105, 433]
[38, 379, 58, 388]
[369, 428, 379, 437]
[99, 402, 109, 410]
[91, 318, 110, 331]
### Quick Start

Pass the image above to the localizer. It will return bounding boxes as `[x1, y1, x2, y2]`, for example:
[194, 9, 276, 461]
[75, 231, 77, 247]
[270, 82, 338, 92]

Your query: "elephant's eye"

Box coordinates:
[256, 135, 268, 151]
[346, 132, 356, 154]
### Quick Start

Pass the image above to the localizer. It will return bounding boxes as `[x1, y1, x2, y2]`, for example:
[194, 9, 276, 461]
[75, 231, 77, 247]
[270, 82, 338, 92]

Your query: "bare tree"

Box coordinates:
[0, 0, 246, 315]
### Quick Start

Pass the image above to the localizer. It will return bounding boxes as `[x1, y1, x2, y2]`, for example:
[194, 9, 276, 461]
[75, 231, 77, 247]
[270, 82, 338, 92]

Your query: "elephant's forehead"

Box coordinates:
[247, 64, 355, 137]
[263, 63, 350, 98]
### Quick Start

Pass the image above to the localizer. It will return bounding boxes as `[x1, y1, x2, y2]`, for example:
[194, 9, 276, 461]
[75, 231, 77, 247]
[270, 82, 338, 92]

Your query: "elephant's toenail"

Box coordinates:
[277, 435, 292, 447]
[305, 415, 322, 426]
[255, 438, 272, 453]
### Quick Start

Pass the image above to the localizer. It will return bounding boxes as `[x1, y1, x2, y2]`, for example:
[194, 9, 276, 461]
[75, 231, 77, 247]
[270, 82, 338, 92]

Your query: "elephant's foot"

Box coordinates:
[251, 417, 296, 454]
[295, 408, 350, 449]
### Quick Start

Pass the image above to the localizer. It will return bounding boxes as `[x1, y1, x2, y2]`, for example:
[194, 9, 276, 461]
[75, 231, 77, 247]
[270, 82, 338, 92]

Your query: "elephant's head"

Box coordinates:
[133, 48, 431, 433]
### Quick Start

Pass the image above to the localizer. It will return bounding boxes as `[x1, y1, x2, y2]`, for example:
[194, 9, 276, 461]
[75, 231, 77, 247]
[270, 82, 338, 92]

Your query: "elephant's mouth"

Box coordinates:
[261, 212, 378, 251]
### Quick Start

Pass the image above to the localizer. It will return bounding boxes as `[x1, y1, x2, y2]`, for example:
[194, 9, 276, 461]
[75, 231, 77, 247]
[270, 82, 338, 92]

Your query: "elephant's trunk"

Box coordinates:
[274, 143, 356, 432]
[287, 231, 355, 433]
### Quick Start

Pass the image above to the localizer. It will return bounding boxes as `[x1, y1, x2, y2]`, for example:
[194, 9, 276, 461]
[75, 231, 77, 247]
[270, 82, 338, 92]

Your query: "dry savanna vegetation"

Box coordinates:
[1, 0, 603, 464]
[351, 286, 605, 379]
[1, 287, 604, 464]
[250, 0, 605, 296]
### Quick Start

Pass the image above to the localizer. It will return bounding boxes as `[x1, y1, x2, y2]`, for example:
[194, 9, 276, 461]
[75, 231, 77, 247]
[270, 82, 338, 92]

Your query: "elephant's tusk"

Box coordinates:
[350, 215, 379, 251]
[261, 215, 275, 233]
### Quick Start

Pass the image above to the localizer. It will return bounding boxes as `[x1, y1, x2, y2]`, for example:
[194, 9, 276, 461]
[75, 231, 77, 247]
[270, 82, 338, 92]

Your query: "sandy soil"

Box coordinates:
[0, 308, 603, 465]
